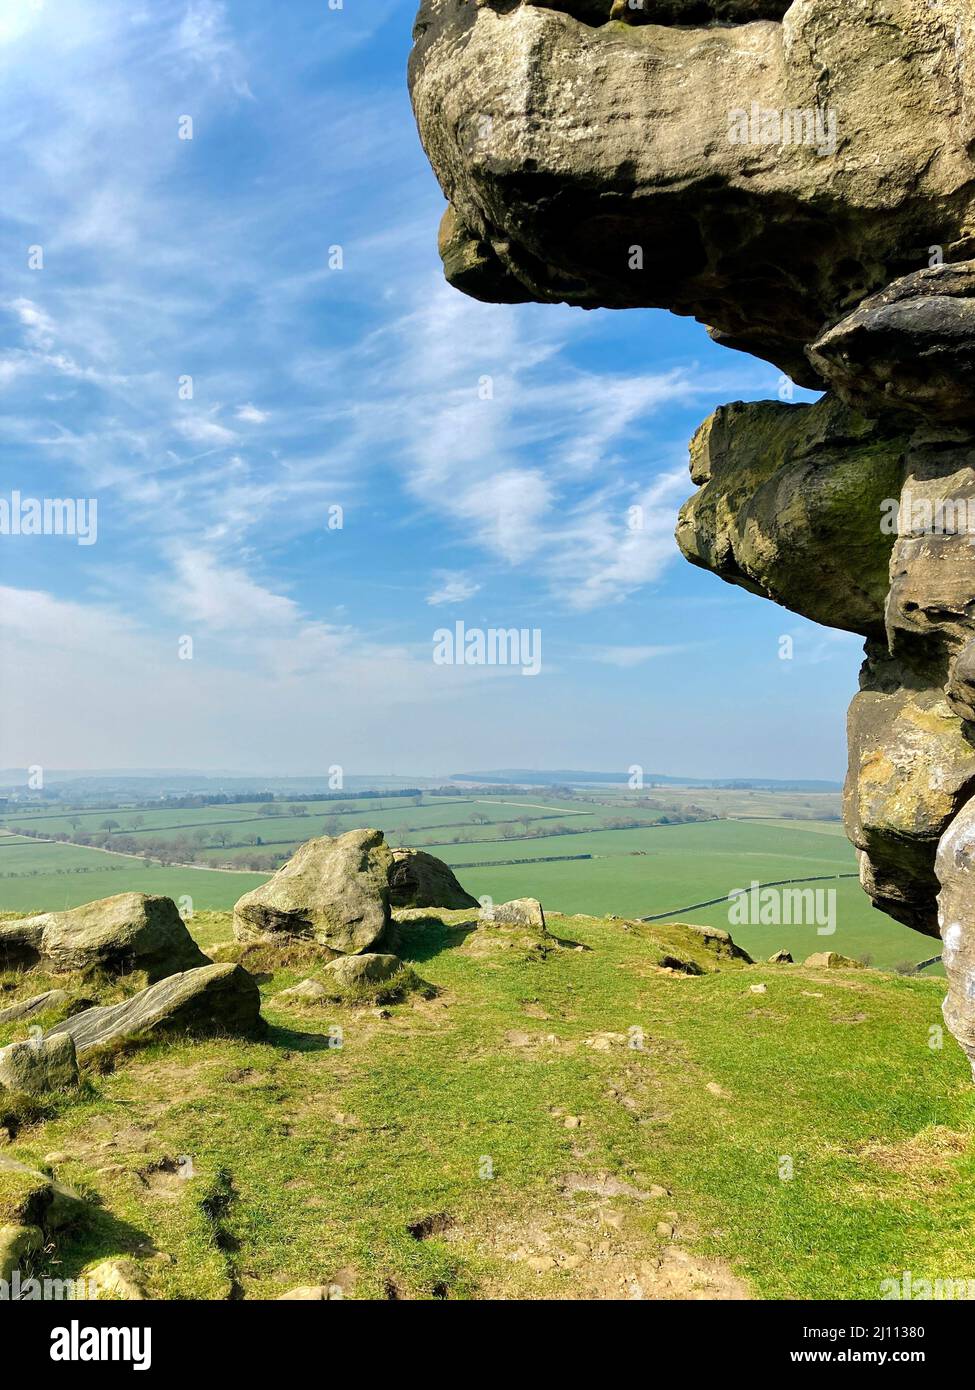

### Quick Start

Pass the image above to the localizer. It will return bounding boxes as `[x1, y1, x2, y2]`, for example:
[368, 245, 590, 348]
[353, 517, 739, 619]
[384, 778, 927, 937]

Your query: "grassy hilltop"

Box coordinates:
[1, 904, 971, 1301]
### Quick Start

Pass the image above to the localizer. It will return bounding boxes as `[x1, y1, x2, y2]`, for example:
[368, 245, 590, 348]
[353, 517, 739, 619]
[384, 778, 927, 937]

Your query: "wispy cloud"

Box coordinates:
[426, 571, 482, 607]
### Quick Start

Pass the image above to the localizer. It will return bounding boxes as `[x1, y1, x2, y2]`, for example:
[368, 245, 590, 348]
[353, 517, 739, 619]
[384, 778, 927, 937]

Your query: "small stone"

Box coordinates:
[0, 990, 72, 1025]
[85, 1258, 148, 1300]
[768, 949, 793, 964]
[277, 1285, 330, 1300]
[804, 951, 863, 969]
[749, 983, 768, 995]
[275, 979, 329, 1006]
[563, 1115, 582, 1129]
[655, 1222, 675, 1239]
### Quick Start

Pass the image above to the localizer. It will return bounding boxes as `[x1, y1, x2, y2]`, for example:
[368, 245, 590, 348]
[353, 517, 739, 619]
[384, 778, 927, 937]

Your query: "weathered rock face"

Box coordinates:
[47, 963, 264, 1057]
[676, 396, 902, 639]
[410, 0, 975, 383]
[409, 0, 975, 1069]
[389, 848, 479, 910]
[233, 829, 393, 953]
[0, 1033, 78, 1095]
[0, 893, 209, 982]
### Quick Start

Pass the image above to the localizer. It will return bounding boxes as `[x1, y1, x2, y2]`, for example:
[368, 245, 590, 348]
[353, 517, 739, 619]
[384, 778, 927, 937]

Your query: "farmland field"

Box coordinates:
[0, 787, 938, 971]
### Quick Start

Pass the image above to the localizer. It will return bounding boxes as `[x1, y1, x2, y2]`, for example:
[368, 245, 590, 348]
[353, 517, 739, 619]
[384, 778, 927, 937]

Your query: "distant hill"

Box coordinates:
[450, 770, 843, 792]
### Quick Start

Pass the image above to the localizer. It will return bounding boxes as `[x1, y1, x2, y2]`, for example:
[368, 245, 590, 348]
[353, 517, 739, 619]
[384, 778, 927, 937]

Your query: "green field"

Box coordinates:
[0, 788, 939, 971]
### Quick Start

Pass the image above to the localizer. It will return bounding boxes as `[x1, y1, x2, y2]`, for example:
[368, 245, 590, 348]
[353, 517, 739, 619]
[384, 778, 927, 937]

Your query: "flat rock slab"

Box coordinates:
[0, 989, 71, 1025]
[233, 829, 392, 953]
[0, 893, 209, 982]
[47, 963, 265, 1057]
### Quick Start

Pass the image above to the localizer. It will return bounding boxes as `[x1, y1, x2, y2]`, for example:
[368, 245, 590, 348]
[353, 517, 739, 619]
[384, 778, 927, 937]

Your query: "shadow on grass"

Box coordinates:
[391, 916, 478, 964]
[263, 1022, 342, 1053]
[45, 1202, 156, 1285]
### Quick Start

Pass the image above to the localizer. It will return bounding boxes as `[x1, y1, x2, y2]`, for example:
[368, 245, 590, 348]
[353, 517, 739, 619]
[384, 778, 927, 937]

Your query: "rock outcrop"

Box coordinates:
[389, 848, 479, 909]
[409, 0, 975, 1069]
[47, 963, 264, 1057]
[233, 829, 392, 953]
[0, 893, 209, 982]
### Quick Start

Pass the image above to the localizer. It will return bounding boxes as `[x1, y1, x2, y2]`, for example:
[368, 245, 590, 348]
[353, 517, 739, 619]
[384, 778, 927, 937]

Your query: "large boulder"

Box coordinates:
[233, 829, 393, 953]
[0, 1033, 78, 1095]
[389, 848, 478, 910]
[47, 963, 264, 1057]
[0, 894, 208, 982]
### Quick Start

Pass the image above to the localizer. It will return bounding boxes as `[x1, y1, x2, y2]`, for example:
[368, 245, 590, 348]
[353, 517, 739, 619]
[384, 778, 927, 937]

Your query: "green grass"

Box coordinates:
[2, 907, 970, 1300]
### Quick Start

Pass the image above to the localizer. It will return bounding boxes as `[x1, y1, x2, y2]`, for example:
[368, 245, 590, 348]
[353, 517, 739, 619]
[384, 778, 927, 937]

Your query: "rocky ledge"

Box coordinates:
[409, 0, 975, 1070]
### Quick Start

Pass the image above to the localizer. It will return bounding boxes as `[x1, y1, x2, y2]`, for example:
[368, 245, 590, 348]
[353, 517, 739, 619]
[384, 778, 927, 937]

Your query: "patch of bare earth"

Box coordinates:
[449, 1196, 749, 1300]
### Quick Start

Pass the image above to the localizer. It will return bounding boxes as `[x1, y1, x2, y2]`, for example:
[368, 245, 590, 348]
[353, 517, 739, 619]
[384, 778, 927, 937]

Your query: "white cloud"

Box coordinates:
[166, 550, 300, 632]
[174, 414, 238, 448]
[9, 298, 55, 349]
[426, 571, 482, 607]
[235, 403, 269, 424]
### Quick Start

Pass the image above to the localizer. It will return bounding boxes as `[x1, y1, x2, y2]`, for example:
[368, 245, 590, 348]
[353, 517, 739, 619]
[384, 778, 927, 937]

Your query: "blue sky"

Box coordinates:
[0, 0, 862, 780]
